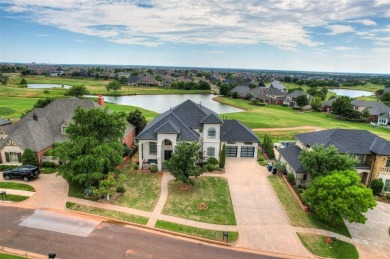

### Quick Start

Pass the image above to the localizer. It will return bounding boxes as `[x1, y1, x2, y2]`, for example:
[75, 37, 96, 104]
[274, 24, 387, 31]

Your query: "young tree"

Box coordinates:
[54, 107, 126, 187]
[370, 179, 384, 196]
[273, 161, 286, 174]
[295, 95, 309, 108]
[106, 80, 122, 92]
[331, 96, 352, 117]
[65, 85, 90, 98]
[299, 144, 357, 179]
[94, 172, 126, 201]
[20, 78, 27, 85]
[21, 148, 37, 165]
[219, 143, 226, 168]
[166, 142, 202, 185]
[310, 96, 322, 111]
[127, 109, 147, 135]
[303, 170, 376, 223]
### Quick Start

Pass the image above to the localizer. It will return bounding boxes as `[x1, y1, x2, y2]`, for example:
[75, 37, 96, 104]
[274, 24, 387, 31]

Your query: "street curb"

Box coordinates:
[0, 245, 55, 259]
[65, 206, 239, 246]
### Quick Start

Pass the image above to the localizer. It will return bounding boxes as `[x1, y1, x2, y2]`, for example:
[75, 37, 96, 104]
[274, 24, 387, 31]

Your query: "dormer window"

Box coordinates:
[208, 127, 216, 139]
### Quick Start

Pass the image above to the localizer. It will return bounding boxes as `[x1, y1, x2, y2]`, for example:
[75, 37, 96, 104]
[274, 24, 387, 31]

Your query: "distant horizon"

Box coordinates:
[1, 61, 389, 76]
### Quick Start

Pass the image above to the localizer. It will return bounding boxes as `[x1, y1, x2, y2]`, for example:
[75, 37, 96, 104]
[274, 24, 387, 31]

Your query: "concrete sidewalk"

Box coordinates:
[0, 188, 35, 197]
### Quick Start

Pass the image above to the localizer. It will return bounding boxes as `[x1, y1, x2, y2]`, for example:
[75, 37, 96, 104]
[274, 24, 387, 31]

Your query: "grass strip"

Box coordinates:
[0, 253, 27, 259]
[297, 233, 358, 259]
[0, 182, 35, 191]
[66, 202, 148, 225]
[1, 194, 29, 202]
[155, 220, 238, 243]
[268, 175, 351, 237]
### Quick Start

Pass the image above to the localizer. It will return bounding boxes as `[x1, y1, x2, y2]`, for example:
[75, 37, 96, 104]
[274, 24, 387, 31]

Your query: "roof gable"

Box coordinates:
[154, 120, 180, 134]
[201, 113, 223, 124]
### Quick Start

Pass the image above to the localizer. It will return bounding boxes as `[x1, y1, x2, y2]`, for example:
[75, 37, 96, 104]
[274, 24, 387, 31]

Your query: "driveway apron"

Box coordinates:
[225, 158, 310, 257]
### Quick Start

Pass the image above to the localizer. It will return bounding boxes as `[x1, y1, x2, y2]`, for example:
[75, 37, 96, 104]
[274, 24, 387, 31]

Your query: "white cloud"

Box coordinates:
[36, 34, 52, 37]
[350, 19, 377, 26]
[326, 25, 355, 35]
[2, 0, 389, 50]
[332, 46, 360, 51]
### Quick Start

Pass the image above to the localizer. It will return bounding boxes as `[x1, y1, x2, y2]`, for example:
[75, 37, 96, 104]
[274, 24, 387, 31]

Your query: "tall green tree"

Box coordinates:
[295, 95, 309, 107]
[331, 96, 353, 117]
[65, 85, 90, 98]
[299, 145, 357, 179]
[20, 78, 27, 86]
[262, 134, 274, 158]
[219, 144, 226, 168]
[21, 148, 37, 165]
[166, 142, 202, 185]
[127, 109, 147, 135]
[303, 170, 376, 223]
[54, 107, 126, 187]
[106, 80, 122, 92]
[310, 96, 322, 111]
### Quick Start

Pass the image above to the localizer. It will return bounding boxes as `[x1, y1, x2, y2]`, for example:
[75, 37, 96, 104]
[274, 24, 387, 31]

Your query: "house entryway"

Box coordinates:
[164, 150, 172, 161]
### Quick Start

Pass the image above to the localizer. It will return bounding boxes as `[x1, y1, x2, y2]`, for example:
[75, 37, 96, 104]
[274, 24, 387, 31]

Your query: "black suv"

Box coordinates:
[3, 165, 41, 182]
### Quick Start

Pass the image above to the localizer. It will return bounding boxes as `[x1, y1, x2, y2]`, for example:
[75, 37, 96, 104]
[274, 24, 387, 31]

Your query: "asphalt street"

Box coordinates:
[0, 206, 282, 259]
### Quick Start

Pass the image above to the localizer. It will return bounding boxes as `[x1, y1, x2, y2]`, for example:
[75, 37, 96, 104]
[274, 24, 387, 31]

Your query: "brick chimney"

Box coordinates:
[97, 94, 104, 107]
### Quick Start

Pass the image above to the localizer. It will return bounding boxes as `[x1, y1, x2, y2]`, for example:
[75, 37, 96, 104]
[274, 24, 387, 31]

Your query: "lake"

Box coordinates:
[92, 94, 244, 114]
[330, 89, 373, 98]
[27, 84, 71, 89]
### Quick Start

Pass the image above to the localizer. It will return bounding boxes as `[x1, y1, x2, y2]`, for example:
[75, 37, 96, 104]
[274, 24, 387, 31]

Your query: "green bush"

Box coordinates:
[43, 89, 50, 94]
[207, 157, 219, 165]
[42, 161, 57, 168]
[116, 185, 125, 193]
[219, 144, 226, 168]
[287, 173, 296, 185]
[386, 193, 390, 199]
[150, 165, 158, 173]
[207, 163, 215, 172]
[134, 164, 139, 170]
[21, 148, 38, 165]
[0, 165, 18, 171]
[371, 179, 384, 195]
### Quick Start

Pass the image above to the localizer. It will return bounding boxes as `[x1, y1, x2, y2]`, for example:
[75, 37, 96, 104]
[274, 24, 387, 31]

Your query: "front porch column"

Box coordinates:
[138, 142, 143, 169]
[157, 143, 162, 171]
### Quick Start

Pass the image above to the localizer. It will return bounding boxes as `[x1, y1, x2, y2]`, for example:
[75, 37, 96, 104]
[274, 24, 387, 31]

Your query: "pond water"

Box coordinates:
[329, 89, 373, 98]
[91, 94, 244, 114]
[27, 84, 71, 89]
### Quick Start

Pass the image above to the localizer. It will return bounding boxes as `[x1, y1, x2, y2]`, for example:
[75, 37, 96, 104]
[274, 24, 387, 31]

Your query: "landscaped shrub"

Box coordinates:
[116, 185, 125, 193]
[219, 144, 226, 168]
[21, 148, 38, 165]
[134, 164, 139, 170]
[0, 165, 18, 171]
[287, 173, 296, 185]
[42, 161, 57, 168]
[207, 157, 218, 165]
[386, 193, 390, 199]
[371, 179, 384, 195]
[207, 163, 215, 172]
[150, 165, 158, 173]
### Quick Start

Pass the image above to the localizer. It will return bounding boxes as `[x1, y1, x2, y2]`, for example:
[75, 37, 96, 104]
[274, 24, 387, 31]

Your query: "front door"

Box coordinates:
[164, 150, 172, 161]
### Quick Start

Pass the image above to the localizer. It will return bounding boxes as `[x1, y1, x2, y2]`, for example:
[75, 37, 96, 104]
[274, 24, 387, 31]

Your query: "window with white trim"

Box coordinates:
[5, 152, 21, 163]
[207, 127, 216, 138]
[207, 147, 215, 157]
[149, 143, 157, 155]
[384, 179, 390, 192]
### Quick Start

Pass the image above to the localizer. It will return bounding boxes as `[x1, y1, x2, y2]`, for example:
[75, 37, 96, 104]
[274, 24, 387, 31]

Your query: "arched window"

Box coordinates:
[207, 147, 215, 157]
[208, 127, 216, 138]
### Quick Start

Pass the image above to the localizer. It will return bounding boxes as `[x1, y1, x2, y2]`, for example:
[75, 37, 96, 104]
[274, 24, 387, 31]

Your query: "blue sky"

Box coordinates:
[0, 0, 389, 73]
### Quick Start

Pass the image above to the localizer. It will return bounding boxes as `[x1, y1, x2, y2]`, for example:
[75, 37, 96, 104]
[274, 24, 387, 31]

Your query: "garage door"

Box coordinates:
[241, 146, 255, 157]
[226, 146, 237, 157]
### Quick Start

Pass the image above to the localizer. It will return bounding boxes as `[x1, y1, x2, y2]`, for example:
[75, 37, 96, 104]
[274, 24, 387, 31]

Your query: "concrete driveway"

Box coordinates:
[345, 202, 390, 258]
[0, 173, 68, 210]
[225, 158, 311, 257]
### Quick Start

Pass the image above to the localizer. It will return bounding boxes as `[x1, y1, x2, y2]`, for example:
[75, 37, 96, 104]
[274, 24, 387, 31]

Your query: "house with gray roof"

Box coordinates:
[351, 100, 390, 124]
[136, 99, 259, 171]
[283, 90, 312, 109]
[266, 80, 287, 93]
[321, 98, 336, 112]
[0, 97, 135, 165]
[275, 129, 390, 192]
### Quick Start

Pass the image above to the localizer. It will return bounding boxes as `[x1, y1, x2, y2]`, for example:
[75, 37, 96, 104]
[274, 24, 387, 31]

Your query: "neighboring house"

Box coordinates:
[229, 85, 286, 104]
[275, 129, 390, 193]
[351, 100, 390, 124]
[283, 90, 312, 109]
[135, 100, 259, 171]
[266, 80, 287, 93]
[320, 98, 336, 112]
[0, 97, 135, 165]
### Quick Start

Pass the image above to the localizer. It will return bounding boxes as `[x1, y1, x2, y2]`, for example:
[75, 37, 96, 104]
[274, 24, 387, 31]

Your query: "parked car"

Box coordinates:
[3, 165, 41, 182]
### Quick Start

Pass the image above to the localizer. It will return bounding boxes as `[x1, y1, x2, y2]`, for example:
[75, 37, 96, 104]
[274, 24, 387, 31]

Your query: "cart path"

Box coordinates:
[252, 126, 325, 132]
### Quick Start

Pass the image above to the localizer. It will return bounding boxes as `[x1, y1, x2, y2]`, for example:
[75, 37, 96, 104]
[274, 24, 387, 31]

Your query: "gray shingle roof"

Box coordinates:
[351, 100, 390, 116]
[267, 80, 286, 91]
[287, 90, 307, 98]
[321, 98, 336, 107]
[278, 146, 306, 173]
[220, 120, 260, 143]
[295, 129, 390, 155]
[154, 121, 180, 134]
[201, 113, 223, 124]
[3, 98, 134, 152]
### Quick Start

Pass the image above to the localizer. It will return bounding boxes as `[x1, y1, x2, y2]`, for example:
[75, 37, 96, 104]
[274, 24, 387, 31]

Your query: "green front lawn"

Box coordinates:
[66, 202, 148, 225]
[155, 220, 238, 243]
[0, 253, 27, 259]
[112, 166, 162, 212]
[0, 182, 35, 191]
[162, 177, 236, 225]
[2, 194, 29, 202]
[268, 175, 351, 237]
[298, 233, 359, 259]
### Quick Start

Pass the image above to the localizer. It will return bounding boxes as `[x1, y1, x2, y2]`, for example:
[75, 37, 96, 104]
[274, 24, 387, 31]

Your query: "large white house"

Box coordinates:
[135, 99, 259, 171]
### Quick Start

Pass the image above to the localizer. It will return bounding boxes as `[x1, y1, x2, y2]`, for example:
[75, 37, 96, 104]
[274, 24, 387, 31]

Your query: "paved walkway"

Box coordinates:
[345, 202, 390, 258]
[225, 158, 311, 257]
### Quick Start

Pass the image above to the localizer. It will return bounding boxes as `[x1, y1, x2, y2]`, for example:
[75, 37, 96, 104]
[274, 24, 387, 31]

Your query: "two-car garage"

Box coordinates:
[225, 142, 257, 158]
